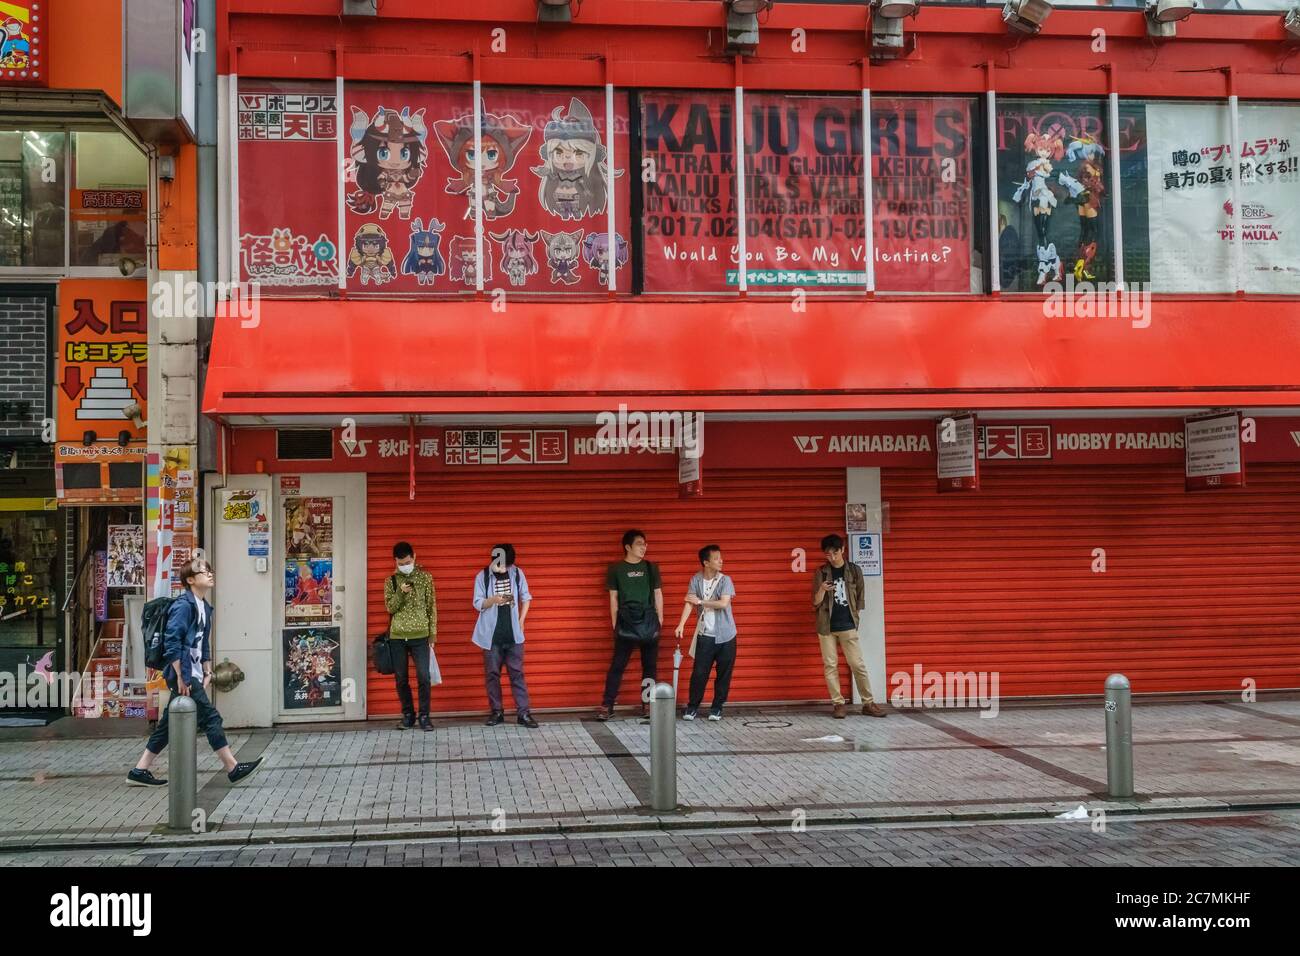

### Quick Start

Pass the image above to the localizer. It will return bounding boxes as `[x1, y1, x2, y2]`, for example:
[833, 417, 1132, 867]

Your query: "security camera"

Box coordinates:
[1146, 0, 1195, 37]
[118, 256, 141, 277]
[122, 402, 146, 430]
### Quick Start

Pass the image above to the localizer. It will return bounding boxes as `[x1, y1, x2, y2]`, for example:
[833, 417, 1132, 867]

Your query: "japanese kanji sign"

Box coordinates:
[56, 279, 148, 445]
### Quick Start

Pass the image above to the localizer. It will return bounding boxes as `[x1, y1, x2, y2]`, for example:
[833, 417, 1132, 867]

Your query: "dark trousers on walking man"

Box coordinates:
[687, 635, 736, 714]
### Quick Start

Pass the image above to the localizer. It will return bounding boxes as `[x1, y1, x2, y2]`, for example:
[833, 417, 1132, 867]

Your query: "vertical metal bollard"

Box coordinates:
[168, 695, 198, 830]
[1104, 673, 1133, 798]
[649, 682, 677, 812]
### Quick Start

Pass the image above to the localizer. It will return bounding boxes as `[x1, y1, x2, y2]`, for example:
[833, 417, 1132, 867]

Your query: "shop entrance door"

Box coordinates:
[273, 473, 367, 722]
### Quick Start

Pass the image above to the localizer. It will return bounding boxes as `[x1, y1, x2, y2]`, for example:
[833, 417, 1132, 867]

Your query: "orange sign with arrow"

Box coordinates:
[55, 279, 148, 500]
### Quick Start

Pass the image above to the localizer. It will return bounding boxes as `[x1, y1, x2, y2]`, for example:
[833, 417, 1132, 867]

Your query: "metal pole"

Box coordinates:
[1104, 673, 1133, 798]
[167, 695, 198, 830]
[649, 681, 676, 812]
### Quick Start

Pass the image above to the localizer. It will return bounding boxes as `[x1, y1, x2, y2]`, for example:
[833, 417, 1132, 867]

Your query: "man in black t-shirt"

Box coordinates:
[812, 534, 887, 720]
[594, 528, 663, 721]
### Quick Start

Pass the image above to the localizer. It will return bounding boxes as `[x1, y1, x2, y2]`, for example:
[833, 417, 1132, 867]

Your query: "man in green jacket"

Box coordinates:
[384, 541, 438, 730]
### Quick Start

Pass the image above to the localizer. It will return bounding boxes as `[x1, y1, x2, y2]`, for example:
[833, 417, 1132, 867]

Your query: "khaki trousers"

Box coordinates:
[817, 629, 874, 706]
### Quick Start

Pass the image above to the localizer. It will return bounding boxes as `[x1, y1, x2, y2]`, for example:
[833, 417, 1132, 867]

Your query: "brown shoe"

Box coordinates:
[593, 707, 615, 722]
[832, 703, 847, 719]
[863, 702, 888, 718]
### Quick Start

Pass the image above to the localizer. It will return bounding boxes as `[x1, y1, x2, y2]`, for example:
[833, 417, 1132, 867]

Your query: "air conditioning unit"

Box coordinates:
[342, 0, 378, 16]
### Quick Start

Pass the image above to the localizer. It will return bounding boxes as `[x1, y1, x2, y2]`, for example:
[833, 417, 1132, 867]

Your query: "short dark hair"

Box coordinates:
[698, 544, 721, 565]
[622, 529, 646, 550]
[180, 558, 213, 589]
[820, 534, 845, 552]
[393, 541, 414, 560]
[492, 543, 516, 567]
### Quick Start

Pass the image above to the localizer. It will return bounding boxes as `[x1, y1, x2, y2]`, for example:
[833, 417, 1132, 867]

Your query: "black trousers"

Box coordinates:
[687, 635, 737, 712]
[601, 636, 658, 709]
[146, 675, 229, 754]
[392, 637, 431, 718]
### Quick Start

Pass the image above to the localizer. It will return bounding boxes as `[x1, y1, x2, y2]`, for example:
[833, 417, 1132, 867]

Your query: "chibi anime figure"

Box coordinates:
[580, 232, 628, 287]
[1013, 124, 1076, 287]
[347, 223, 395, 286]
[1065, 135, 1106, 282]
[541, 229, 583, 286]
[432, 104, 533, 222]
[489, 229, 540, 287]
[401, 218, 447, 285]
[347, 106, 429, 220]
[532, 98, 622, 221]
[0, 18, 30, 68]
[447, 236, 493, 287]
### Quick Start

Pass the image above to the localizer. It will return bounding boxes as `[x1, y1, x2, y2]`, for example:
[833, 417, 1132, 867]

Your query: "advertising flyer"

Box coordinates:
[221, 488, 265, 523]
[285, 497, 333, 558]
[106, 524, 145, 588]
[284, 557, 333, 623]
[1185, 412, 1245, 490]
[936, 415, 979, 492]
[282, 626, 343, 709]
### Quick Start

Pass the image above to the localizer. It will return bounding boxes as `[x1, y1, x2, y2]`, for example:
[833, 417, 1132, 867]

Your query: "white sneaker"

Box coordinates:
[707, 711, 722, 721]
[682, 709, 697, 721]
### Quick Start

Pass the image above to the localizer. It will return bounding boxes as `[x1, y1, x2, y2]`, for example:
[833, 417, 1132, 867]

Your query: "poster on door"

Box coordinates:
[1141, 101, 1300, 293]
[106, 524, 145, 588]
[282, 626, 342, 709]
[342, 84, 631, 295]
[1185, 411, 1244, 490]
[284, 497, 333, 558]
[284, 558, 333, 623]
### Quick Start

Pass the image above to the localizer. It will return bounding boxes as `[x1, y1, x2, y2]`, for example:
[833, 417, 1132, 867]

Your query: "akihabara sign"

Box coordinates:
[226, 417, 1300, 475]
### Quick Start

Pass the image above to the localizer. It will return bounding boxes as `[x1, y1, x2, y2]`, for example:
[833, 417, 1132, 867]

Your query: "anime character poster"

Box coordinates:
[343, 84, 630, 294]
[284, 558, 333, 623]
[1136, 101, 1300, 293]
[284, 497, 333, 558]
[106, 525, 145, 588]
[996, 99, 1112, 291]
[237, 80, 340, 292]
[282, 626, 342, 709]
[639, 93, 974, 292]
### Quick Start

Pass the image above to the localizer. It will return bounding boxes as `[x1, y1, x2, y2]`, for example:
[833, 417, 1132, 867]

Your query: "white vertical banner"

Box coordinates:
[605, 82, 617, 293]
[1107, 90, 1124, 289]
[986, 89, 999, 293]
[862, 87, 875, 293]
[336, 75, 346, 290]
[473, 79, 485, 293]
[1228, 93, 1243, 294]
[734, 84, 747, 293]
[230, 72, 240, 286]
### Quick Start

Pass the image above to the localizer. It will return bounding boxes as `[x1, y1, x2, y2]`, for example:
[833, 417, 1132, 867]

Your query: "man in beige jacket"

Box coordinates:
[812, 534, 887, 720]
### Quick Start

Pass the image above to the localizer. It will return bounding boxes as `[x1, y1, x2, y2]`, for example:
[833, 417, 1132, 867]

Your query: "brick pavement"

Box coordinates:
[0, 697, 1297, 851]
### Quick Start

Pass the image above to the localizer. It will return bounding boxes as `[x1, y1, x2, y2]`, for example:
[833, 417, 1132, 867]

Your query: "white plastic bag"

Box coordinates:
[429, 646, 443, 687]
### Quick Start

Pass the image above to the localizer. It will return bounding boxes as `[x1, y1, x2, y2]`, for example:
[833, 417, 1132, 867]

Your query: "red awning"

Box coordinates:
[203, 297, 1300, 417]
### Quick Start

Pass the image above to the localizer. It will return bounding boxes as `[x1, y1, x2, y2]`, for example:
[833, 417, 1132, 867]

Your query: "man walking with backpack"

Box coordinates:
[472, 543, 539, 728]
[127, 558, 263, 786]
[594, 529, 663, 721]
[813, 534, 887, 720]
[384, 541, 438, 731]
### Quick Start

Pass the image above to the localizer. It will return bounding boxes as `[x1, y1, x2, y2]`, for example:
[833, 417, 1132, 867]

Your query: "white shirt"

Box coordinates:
[191, 598, 207, 681]
[699, 576, 721, 636]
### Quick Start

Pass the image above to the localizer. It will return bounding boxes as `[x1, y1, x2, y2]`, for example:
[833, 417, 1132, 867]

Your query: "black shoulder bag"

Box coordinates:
[614, 563, 661, 643]
[372, 574, 399, 675]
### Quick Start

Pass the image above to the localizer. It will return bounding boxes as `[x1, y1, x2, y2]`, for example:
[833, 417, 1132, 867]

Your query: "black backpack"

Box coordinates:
[141, 595, 179, 671]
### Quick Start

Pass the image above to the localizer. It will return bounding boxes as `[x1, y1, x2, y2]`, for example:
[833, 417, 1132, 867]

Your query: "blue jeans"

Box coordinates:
[146, 674, 229, 754]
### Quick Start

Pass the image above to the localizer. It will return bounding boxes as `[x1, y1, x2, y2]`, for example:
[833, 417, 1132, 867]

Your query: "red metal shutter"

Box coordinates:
[883, 462, 1300, 696]
[366, 468, 846, 715]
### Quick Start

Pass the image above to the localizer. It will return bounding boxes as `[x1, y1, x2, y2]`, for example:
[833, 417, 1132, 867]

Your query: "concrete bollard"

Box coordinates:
[167, 695, 198, 830]
[649, 682, 677, 812]
[1104, 673, 1133, 798]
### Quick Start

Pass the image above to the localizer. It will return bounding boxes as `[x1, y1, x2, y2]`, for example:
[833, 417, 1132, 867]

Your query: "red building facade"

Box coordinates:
[204, 1, 1300, 726]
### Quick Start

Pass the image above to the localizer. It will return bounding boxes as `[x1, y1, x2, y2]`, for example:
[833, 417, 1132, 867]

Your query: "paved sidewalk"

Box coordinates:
[0, 697, 1298, 851]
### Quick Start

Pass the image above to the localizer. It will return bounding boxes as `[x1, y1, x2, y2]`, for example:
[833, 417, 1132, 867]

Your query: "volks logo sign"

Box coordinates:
[793, 436, 822, 453]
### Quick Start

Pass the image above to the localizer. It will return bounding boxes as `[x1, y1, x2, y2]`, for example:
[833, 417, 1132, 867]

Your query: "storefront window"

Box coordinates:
[0, 510, 59, 666]
[995, 98, 1112, 292]
[71, 131, 148, 269]
[0, 130, 66, 269]
[1120, 99, 1300, 293]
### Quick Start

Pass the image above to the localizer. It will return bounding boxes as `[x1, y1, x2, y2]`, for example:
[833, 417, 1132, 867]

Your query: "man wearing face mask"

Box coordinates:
[383, 541, 438, 730]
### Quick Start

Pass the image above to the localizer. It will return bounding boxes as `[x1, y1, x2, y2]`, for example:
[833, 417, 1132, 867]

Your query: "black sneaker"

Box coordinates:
[517, 713, 539, 729]
[418, 716, 433, 732]
[682, 709, 698, 721]
[592, 707, 615, 722]
[126, 768, 166, 787]
[227, 758, 264, 785]
[396, 714, 415, 730]
[485, 711, 505, 726]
